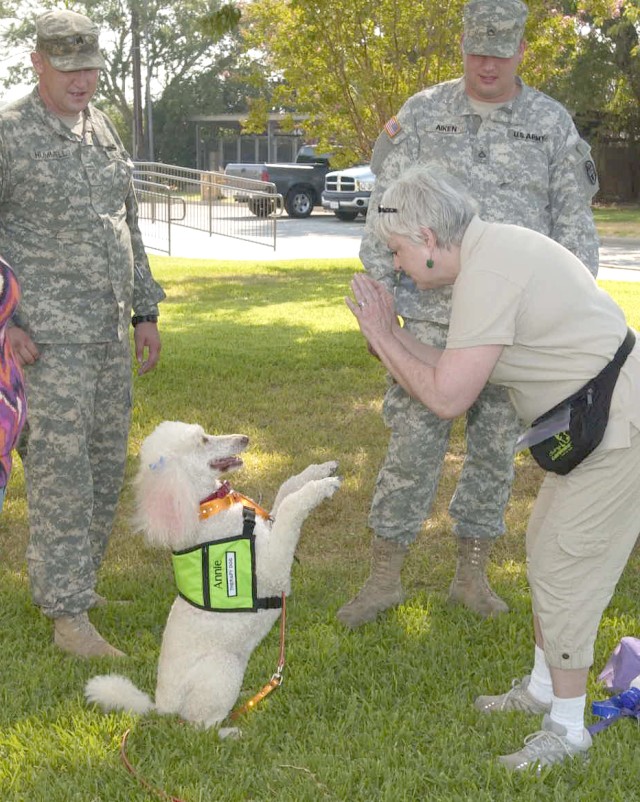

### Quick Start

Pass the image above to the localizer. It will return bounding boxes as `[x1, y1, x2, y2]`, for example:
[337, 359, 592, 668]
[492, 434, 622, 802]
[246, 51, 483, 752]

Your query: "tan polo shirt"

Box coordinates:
[447, 216, 640, 447]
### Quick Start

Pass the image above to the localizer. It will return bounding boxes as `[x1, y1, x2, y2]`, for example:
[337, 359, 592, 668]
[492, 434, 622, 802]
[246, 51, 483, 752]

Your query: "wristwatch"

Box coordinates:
[131, 314, 158, 327]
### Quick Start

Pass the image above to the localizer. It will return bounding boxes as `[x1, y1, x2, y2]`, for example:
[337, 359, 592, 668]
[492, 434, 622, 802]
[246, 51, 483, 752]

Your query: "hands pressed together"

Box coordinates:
[345, 274, 399, 350]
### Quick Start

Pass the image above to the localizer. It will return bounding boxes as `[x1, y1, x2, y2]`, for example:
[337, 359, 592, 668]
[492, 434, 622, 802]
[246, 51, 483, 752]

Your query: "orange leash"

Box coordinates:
[230, 592, 287, 719]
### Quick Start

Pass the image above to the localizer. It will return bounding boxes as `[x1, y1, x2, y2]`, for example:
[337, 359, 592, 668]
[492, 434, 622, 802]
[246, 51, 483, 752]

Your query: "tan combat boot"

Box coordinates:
[54, 612, 126, 658]
[337, 536, 408, 628]
[447, 537, 509, 617]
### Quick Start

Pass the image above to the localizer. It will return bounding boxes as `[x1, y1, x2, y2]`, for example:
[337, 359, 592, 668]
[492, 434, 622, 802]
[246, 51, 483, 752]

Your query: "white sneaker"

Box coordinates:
[498, 714, 591, 772]
[474, 675, 552, 714]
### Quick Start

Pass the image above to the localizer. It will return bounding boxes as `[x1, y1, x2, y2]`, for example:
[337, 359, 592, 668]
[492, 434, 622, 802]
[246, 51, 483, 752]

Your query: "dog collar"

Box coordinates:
[199, 483, 271, 522]
[173, 507, 282, 613]
[202, 480, 233, 501]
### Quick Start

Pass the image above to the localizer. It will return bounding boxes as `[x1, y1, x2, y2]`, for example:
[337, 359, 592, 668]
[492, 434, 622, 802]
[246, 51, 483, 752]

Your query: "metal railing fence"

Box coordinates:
[134, 179, 173, 255]
[133, 162, 280, 255]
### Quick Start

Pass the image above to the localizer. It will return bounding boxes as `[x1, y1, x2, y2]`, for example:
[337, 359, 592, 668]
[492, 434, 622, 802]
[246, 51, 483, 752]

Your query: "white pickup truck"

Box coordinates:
[321, 165, 375, 221]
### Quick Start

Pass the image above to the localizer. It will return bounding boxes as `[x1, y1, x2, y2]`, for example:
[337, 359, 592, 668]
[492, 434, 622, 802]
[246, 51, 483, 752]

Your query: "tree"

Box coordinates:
[152, 38, 265, 165]
[543, 1, 640, 142]
[241, 0, 464, 167]
[240, 0, 582, 167]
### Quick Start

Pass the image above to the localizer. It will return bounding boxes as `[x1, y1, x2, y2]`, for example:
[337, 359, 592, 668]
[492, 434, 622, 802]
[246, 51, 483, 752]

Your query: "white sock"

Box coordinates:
[527, 645, 553, 704]
[550, 694, 587, 744]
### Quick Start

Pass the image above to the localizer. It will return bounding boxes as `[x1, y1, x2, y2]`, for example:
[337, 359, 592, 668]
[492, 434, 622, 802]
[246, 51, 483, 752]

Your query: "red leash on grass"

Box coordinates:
[119, 593, 287, 801]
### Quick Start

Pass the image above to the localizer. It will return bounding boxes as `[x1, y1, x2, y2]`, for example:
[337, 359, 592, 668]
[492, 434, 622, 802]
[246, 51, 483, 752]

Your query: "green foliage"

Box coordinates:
[1, 256, 640, 800]
[543, 1, 640, 141]
[518, 3, 580, 89]
[152, 36, 267, 165]
[197, 2, 242, 39]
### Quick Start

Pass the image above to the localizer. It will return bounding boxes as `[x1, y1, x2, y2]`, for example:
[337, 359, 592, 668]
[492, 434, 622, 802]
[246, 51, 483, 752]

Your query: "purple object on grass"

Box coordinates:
[597, 637, 640, 692]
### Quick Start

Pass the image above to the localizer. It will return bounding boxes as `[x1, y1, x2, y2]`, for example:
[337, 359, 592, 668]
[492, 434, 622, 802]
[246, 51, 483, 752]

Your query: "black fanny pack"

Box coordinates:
[526, 328, 636, 475]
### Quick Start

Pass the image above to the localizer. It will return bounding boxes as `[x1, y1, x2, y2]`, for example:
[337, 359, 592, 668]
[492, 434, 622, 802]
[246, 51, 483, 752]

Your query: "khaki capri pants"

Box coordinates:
[527, 426, 640, 670]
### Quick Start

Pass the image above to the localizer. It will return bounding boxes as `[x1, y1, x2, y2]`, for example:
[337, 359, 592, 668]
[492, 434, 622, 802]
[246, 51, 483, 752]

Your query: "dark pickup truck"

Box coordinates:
[224, 147, 331, 218]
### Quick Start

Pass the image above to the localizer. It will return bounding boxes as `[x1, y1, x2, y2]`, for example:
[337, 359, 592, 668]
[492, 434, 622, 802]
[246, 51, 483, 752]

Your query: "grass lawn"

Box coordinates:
[1, 257, 639, 801]
[593, 204, 640, 239]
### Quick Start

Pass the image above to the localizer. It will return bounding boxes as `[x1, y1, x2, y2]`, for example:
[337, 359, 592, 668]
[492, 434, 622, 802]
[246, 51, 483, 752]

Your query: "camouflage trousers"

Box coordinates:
[369, 319, 523, 545]
[19, 340, 132, 618]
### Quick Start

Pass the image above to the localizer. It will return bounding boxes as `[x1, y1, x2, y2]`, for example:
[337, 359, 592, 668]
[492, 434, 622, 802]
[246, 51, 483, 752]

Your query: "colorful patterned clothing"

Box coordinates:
[0, 258, 26, 489]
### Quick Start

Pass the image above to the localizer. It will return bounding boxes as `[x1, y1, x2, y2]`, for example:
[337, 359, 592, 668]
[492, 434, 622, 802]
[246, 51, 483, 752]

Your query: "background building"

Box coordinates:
[192, 113, 308, 171]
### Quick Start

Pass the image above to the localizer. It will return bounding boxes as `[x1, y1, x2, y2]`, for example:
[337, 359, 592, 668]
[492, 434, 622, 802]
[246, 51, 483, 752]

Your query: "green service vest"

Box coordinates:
[172, 508, 282, 613]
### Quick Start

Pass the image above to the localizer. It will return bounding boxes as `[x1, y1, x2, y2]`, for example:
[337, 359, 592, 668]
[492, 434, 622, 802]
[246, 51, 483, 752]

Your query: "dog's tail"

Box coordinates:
[85, 674, 155, 715]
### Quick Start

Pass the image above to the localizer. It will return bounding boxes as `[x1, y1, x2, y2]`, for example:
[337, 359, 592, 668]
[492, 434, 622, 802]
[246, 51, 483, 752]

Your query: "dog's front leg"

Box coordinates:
[271, 461, 339, 516]
[263, 476, 342, 587]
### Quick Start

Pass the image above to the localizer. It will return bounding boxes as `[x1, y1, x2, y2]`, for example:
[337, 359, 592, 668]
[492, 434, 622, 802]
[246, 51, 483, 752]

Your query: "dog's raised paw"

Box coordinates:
[318, 475, 342, 499]
[310, 460, 339, 480]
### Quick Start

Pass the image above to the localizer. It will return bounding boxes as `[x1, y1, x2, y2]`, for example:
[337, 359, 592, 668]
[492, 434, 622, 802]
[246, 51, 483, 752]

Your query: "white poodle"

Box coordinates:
[85, 420, 341, 736]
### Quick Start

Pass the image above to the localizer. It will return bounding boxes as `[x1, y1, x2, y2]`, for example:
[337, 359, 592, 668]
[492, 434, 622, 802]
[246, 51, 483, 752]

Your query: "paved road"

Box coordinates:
[598, 237, 640, 279]
[146, 209, 640, 282]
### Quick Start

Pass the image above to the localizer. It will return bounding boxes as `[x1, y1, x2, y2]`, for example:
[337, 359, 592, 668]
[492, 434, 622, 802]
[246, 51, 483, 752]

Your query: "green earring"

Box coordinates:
[426, 258, 434, 269]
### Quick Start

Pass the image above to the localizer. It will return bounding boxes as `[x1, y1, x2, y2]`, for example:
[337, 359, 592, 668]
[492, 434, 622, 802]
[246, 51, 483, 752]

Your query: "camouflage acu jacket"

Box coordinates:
[360, 77, 600, 324]
[0, 88, 165, 343]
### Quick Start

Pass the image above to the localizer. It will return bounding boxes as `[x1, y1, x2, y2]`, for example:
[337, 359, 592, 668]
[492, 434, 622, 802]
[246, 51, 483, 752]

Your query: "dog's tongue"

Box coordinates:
[211, 456, 243, 472]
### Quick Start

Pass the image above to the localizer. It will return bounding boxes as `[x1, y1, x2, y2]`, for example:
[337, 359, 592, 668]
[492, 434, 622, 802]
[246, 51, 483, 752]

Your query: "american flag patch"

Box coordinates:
[384, 116, 401, 138]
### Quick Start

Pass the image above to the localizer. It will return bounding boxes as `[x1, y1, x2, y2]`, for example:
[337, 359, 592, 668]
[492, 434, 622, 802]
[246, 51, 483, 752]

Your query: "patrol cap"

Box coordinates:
[462, 0, 528, 58]
[35, 9, 106, 72]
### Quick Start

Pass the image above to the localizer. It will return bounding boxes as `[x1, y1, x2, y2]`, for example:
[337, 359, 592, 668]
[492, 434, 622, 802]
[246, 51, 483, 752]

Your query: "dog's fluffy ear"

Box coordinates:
[134, 457, 201, 548]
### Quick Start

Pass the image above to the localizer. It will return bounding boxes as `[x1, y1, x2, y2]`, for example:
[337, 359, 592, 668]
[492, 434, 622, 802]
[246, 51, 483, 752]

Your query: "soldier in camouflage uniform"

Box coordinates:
[0, 9, 165, 657]
[337, 0, 600, 628]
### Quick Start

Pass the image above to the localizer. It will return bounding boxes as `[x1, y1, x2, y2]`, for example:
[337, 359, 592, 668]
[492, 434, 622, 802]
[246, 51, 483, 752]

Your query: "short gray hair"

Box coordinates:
[374, 166, 478, 249]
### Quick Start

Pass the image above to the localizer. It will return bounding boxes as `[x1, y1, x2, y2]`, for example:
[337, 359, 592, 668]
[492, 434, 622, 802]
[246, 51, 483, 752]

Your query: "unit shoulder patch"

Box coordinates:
[585, 160, 598, 186]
